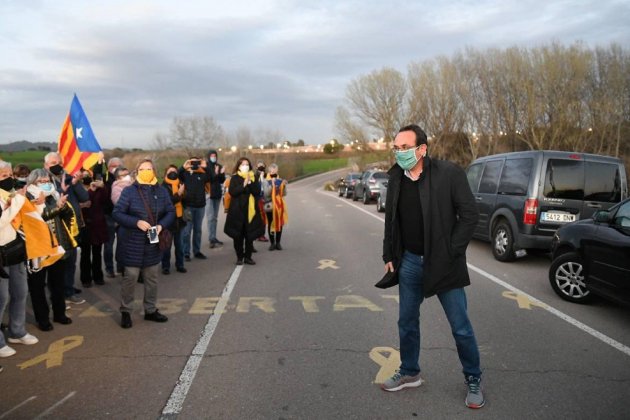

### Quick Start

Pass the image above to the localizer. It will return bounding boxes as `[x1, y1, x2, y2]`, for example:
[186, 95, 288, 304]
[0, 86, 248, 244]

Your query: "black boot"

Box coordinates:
[121, 312, 132, 329]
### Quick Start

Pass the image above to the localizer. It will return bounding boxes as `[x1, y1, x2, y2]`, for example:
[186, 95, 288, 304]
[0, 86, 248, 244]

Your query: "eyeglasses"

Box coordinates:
[391, 145, 419, 154]
[36, 179, 51, 184]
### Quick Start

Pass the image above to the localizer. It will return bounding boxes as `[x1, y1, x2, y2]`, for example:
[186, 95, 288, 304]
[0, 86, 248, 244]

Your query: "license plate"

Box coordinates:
[541, 212, 576, 223]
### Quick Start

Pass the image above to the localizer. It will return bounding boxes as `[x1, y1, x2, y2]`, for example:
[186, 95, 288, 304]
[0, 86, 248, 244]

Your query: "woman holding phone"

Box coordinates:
[113, 159, 175, 329]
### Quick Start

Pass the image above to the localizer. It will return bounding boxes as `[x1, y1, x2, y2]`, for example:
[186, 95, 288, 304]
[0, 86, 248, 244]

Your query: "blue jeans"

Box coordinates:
[103, 214, 116, 273]
[162, 230, 184, 270]
[0, 263, 28, 347]
[205, 197, 221, 243]
[182, 206, 205, 256]
[398, 250, 481, 378]
[64, 247, 78, 297]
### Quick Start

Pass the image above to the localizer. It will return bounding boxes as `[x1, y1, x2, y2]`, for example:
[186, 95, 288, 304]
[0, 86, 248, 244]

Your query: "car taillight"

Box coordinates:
[369, 179, 376, 184]
[351, 180, 357, 185]
[523, 199, 538, 225]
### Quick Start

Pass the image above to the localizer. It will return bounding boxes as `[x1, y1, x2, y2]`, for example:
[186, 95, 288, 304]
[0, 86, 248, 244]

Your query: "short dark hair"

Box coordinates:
[398, 124, 428, 147]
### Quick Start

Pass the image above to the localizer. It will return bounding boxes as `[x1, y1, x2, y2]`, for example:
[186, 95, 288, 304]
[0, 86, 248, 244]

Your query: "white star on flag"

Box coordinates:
[76, 127, 83, 139]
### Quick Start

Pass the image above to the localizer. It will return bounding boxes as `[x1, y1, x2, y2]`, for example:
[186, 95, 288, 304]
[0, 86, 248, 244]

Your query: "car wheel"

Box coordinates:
[363, 191, 370, 204]
[377, 196, 385, 212]
[548, 252, 593, 303]
[492, 221, 516, 262]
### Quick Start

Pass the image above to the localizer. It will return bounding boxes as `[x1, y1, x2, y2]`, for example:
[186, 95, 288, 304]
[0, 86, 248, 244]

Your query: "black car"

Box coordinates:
[353, 170, 389, 204]
[338, 172, 363, 198]
[549, 197, 630, 305]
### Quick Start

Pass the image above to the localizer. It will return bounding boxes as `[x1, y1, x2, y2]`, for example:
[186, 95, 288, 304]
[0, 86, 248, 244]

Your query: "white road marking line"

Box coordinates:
[319, 188, 630, 358]
[468, 264, 630, 357]
[160, 265, 243, 417]
[33, 392, 75, 419]
[0, 396, 37, 419]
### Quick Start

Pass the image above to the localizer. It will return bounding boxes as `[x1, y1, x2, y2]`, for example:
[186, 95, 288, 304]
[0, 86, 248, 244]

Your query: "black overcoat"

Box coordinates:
[224, 174, 265, 240]
[382, 157, 479, 297]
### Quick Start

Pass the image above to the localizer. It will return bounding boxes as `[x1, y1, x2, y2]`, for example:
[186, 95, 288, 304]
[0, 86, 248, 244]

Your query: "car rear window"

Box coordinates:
[478, 160, 503, 194]
[498, 158, 532, 196]
[584, 162, 622, 203]
[543, 159, 584, 200]
[373, 172, 388, 179]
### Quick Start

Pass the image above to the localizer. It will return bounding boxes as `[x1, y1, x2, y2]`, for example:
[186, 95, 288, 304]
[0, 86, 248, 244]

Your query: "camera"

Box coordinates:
[147, 226, 159, 244]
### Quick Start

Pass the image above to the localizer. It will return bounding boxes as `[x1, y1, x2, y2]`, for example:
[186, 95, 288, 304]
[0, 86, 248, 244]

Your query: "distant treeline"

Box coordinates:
[336, 42, 630, 167]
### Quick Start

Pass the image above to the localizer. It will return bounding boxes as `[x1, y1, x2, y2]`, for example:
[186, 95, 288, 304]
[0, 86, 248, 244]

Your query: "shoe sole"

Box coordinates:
[381, 378, 423, 392]
[465, 399, 485, 409]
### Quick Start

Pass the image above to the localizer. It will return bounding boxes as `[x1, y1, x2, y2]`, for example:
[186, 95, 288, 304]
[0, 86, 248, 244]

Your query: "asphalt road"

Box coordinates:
[1, 169, 629, 419]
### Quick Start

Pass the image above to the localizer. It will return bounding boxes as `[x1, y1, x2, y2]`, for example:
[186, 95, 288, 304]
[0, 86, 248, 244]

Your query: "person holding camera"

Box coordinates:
[113, 159, 175, 329]
[179, 157, 210, 261]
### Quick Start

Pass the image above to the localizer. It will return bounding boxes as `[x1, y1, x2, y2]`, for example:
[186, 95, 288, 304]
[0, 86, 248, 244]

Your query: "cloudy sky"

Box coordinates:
[1, 0, 628, 149]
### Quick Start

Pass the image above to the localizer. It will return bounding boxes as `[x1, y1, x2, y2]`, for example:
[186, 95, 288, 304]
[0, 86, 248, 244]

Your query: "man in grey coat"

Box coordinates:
[381, 124, 484, 409]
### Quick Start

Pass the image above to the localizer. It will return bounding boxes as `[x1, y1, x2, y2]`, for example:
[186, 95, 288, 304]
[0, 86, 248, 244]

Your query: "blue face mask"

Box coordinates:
[394, 147, 420, 171]
[40, 183, 54, 192]
[210, 157, 217, 163]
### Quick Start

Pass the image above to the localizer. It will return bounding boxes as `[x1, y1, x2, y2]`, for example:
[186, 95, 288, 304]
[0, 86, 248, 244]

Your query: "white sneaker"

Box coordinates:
[8, 333, 39, 345]
[0, 345, 16, 358]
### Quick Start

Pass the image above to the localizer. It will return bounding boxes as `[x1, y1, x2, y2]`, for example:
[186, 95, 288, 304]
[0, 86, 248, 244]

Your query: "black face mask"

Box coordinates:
[49, 164, 63, 176]
[166, 172, 178, 180]
[257, 166, 265, 172]
[14, 178, 26, 189]
[270, 174, 278, 178]
[82, 177, 93, 185]
[0, 177, 15, 192]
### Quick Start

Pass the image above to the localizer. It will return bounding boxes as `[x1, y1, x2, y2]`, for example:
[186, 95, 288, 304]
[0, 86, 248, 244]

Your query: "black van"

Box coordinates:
[466, 151, 627, 262]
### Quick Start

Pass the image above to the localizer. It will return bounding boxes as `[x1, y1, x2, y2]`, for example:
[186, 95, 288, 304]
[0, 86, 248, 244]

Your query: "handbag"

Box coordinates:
[0, 233, 27, 267]
[137, 186, 173, 252]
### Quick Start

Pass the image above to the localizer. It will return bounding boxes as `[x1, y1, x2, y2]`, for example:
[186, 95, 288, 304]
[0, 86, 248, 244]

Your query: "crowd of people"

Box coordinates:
[0, 149, 288, 369]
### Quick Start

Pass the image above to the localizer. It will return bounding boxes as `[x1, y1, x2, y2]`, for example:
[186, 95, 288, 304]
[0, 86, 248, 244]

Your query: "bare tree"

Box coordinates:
[334, 106, 370, 149]
[169, 116, 224, 155]
[343, 67, 407, 143]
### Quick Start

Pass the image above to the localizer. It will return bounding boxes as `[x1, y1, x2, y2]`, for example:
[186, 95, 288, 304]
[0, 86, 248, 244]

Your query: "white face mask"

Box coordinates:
[122, 175, 132, 182]
[239, 165, 250, 173]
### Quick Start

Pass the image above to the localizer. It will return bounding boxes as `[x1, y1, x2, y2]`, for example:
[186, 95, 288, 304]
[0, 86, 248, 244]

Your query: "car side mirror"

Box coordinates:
[594, 210, 612, 224]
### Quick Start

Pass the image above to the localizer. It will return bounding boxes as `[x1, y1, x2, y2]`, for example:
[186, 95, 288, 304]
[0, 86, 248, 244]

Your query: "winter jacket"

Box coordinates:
[26, 192, 77, 258]
[112, 183, 175, 268]
[81, 186, 109, 245]
[224, 174, 265, 240]
[179, 167, 210, 208]
[383, 157, 479, 297]
[206, 150, 226, 199]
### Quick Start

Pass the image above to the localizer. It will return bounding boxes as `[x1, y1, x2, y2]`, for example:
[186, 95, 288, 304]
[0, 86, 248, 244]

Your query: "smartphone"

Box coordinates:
[147, 226, 159, 244]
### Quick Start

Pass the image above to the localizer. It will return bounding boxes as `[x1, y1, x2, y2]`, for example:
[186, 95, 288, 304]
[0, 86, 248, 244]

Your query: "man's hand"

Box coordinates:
[136, 220, 152, 231]
[178, 184, 185, 195]
[384, 261, 395, 273]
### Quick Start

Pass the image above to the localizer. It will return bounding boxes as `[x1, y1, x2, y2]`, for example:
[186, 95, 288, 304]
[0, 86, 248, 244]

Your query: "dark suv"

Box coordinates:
[338, 172, 363, 198]
[466, 151, 627, 262]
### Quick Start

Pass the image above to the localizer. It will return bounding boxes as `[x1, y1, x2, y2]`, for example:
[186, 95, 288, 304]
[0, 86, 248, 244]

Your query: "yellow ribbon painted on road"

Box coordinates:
[369, 347, 401, 384]
[502, 291, 547, 310]
[18, 335, 84, 370]
[317, 259, 339, 270]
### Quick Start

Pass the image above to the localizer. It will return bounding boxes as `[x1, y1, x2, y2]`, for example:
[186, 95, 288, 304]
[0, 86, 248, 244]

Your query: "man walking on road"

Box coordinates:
[381, 124, 485, 408]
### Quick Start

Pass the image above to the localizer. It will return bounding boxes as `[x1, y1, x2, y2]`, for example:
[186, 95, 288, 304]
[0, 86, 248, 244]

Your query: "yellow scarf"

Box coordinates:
[137, 169, 158, 185]
[237, 170, 256, 223]
[163, 177, 183, 218]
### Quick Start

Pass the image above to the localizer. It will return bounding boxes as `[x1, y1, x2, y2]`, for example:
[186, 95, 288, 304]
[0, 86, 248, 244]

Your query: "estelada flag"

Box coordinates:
[57, 94, 103, 175]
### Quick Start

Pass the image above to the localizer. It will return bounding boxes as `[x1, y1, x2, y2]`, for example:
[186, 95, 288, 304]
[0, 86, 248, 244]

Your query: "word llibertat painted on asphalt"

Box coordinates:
[75, 295, 401, 317]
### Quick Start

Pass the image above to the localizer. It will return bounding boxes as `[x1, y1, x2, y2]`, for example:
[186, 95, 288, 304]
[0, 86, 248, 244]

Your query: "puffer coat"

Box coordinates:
[113, 183, 175, 268]
[224, 174, 265, 240]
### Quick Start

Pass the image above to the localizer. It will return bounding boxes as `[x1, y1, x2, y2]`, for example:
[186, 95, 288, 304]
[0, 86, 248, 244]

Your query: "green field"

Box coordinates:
[0, 150, 48, 169]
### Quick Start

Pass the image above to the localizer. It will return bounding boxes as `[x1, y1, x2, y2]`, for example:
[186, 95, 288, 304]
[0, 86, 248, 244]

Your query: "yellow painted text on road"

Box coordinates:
[370, 347, 401, 384]
[317, 259, 339, 269]
[237, 297, 277, 313]
[502, 291, 548, 310]
[289, 296, 326, 312]
[18, 336, 84, 370]
[334, 295, 383, 311]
